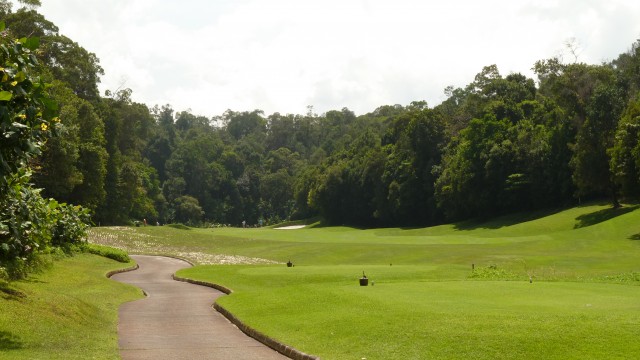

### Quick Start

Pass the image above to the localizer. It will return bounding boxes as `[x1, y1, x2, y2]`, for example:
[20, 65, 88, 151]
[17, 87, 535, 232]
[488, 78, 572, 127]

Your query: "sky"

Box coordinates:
[30, 0, 640, 117]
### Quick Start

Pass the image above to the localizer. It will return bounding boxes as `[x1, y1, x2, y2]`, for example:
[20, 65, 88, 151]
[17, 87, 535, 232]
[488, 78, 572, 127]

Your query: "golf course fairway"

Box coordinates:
[89, 203, 640, 359]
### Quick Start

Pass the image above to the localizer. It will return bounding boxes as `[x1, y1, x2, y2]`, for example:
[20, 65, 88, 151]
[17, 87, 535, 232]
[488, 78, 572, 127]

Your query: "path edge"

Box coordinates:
[106, 263, 139, 278]
[172, 275, 320, 360]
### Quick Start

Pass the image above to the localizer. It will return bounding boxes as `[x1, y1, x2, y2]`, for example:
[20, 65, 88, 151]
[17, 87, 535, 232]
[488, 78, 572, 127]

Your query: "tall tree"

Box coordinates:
[71, 98, 108, 211]
[569, 69, 623, 206]
[95, 90, 161, 223]
[381, 106, 446, 225]
[610, 95, 640, 200]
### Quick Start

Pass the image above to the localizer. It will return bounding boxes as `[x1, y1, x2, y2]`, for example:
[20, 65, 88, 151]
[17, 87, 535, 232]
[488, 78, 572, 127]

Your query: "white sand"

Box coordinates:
[274, 225, 306, 230]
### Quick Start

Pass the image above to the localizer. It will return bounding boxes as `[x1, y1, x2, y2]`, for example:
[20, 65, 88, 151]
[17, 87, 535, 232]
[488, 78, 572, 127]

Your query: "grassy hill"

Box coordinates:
[0, 254, 141, 360]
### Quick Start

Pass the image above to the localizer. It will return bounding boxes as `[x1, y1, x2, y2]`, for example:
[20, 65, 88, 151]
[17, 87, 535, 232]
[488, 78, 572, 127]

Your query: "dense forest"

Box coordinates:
[3, 1, 640, 233]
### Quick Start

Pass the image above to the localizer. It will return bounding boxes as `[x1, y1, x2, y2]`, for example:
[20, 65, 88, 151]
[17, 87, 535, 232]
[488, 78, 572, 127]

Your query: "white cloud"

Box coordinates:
[36, 0, 640, 117]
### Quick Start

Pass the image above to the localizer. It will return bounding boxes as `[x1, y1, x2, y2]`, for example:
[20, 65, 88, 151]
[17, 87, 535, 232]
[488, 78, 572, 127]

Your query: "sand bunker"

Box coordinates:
[274, 225, 306, 230]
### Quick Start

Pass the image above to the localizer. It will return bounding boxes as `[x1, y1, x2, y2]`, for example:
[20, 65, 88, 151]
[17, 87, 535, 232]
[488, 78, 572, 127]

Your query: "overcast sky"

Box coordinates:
[34, 0, 640, 117]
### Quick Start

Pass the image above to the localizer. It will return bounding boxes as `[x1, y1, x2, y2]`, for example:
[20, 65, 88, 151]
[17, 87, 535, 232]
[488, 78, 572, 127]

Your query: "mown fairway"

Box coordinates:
[89, 203, 640, 359]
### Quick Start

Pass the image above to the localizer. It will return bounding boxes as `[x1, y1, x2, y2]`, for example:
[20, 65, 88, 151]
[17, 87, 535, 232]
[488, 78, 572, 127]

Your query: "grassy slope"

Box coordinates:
[89, 203, 640, 359]
[0, 254, 142, 360]
[96, 203, 640, 277]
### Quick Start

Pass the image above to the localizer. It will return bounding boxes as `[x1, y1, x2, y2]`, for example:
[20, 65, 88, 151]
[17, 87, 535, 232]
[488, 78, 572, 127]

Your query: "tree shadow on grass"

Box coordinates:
[0, 331, 23, 350]
[574, 205, 639, 229]
[453, 208, 564, 231]
[19, 277, 46, 284]
[305, 221, 367, 230]
[629, 234, 640, 241]
[0, 283, 27, 301]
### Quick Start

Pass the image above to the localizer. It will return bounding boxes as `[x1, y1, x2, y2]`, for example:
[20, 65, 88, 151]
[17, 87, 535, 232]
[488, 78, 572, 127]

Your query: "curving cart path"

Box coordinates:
[111, 255, 288, 360]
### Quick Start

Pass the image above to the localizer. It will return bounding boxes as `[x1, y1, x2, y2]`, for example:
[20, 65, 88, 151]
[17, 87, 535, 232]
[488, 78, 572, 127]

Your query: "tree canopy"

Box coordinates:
[3, 3, 640, 233]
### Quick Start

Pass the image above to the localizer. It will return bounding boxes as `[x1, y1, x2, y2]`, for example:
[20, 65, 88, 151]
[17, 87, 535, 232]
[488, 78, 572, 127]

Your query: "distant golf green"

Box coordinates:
[87, 203, 640, 359]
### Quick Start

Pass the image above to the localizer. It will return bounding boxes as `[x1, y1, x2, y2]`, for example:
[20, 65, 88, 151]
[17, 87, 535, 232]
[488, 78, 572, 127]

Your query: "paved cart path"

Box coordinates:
[111, 255, 288, 360]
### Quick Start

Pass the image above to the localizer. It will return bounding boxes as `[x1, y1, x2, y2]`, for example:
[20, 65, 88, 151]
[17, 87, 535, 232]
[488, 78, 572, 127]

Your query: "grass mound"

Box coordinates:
[0, 254, 141, 359]
[166, 223, 192, 230]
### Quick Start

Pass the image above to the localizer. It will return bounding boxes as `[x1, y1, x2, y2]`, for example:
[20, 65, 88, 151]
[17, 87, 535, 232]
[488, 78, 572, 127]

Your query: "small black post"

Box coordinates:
[359, 271, 368, 286]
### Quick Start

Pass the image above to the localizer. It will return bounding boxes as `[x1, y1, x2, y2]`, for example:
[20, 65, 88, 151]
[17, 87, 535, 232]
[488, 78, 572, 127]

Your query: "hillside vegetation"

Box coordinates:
[3, 2, 640, 232]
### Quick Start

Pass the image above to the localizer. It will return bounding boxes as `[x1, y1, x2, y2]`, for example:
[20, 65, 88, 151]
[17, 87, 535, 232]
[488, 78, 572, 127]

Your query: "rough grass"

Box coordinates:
[87, 203, 640, 359]
[87, 226, 279, 265]
[0, 254, 142, 360]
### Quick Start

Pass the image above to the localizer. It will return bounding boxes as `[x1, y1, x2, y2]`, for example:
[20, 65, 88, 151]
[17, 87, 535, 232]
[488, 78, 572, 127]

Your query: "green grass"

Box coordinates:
[184, 265, 640, 359]
[88, 203, 640, 359]
[0, 254, 142, 360]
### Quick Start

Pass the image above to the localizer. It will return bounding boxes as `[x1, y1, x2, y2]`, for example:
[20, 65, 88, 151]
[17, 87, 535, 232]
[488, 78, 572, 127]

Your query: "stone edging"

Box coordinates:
[213, 302, 320, 360]
[172, 274, 232, 295]
[172, 275, 320, 360]
[105, 263, 139, 278]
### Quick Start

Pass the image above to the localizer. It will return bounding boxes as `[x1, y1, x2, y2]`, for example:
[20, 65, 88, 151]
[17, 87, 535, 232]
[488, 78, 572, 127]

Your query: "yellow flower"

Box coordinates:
[52, 117, 61, 123]
[10, 81, 17, 86]
[40, 123, 48, 131]
[18, 114, 27, 119]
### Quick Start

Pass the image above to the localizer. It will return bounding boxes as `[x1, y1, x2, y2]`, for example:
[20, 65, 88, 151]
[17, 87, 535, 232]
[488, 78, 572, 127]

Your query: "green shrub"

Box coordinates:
[84, 243, 130, 263]
[50, 201, 92, 251]
[1, 171, 92, 279]
[0, 265, 9, 286]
